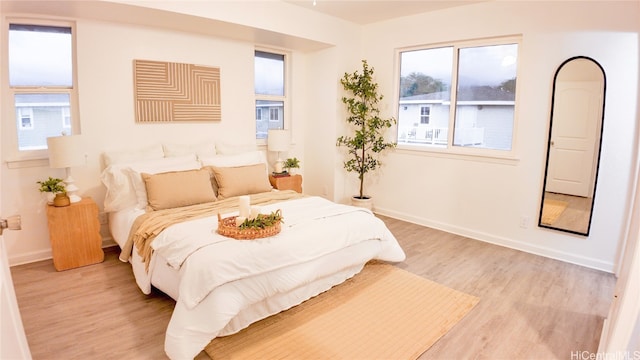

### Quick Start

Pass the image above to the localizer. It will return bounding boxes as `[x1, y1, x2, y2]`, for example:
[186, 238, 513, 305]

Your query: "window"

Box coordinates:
[255, 50, 286, 140]
[7, 21, 78, 154]
[397, 38, 519, 156]
[18, 108, 33, 130]
[269, 108, 279, 122]
[420, 106, 430, 124]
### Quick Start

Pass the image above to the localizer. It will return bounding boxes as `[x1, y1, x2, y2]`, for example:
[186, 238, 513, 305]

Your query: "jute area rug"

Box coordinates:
[541, 199, 569, 225]
[205, 262, 479, 360]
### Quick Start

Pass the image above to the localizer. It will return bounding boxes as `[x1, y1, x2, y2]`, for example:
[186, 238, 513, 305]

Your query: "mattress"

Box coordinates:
[109, 196, 406, 359]
[109, 207, 179, 299]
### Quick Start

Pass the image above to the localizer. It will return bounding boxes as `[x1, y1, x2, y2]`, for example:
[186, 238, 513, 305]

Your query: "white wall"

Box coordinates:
[0, 1, 359, 265]
[2, 19, 255, 263]
[599, 151, 640, 354]
[1, 0, 638, 274]
[356, 1, 639, 272]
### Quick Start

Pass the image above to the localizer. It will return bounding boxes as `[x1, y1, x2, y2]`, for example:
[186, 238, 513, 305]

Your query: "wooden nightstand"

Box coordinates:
[46, 197, 104, 271]
[269, 174, 303, 193]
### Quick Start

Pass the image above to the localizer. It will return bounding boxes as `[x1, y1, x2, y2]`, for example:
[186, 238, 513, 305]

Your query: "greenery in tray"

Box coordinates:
[239, 210, 283, 229]
[37, 177, 66, 193]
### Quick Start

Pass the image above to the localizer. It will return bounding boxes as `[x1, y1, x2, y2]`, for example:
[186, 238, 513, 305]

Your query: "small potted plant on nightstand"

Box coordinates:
[37, 177, 65, 205]
[283, 157, 300, 175]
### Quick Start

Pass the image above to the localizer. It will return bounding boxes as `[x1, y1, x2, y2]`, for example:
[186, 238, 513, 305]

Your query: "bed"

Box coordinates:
[100, 143, 406, 359]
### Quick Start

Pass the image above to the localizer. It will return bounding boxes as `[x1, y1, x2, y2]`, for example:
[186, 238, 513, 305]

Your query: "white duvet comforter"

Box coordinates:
[147, 196, 405, 359]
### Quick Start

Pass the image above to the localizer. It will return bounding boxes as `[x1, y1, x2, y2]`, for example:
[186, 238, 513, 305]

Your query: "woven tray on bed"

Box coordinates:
[217, 211, 282, 240]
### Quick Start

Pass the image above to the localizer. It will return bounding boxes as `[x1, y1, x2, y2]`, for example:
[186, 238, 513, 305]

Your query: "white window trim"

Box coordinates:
[2, 17, 80, 164]
[255, 47, 290, 145]
[394, 35, 522, 162]
[62, 107, 71, 128]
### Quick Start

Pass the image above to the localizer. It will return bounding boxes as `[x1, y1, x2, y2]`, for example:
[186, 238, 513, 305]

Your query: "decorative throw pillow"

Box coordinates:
[200, 151, 268, 196]
[210, 164, 272, 200]
[142, 168, 216, 211]
[101, 154, 199, 212]
[126, 155, 201, 209]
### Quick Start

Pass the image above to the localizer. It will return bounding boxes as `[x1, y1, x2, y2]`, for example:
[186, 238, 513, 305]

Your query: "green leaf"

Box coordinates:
[336, 60, 397, 198]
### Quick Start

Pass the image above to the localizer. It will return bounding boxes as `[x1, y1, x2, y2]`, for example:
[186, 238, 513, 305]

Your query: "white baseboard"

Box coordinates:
[9, 249, 53, 267]
[374, 206, 615, 273]
[101, 238, 117, 248]
[9, 236, 117, 267]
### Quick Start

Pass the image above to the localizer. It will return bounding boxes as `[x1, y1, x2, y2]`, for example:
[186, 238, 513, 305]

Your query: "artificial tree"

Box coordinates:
[337, 60, 396, 200]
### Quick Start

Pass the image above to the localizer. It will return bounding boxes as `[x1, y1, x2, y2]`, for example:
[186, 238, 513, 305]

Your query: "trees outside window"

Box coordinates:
[397, 38, 519, 155]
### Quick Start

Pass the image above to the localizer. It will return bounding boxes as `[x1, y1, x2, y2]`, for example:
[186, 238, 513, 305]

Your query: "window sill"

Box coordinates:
[395, 144, 520, 165]
[5, 157, 49, 169]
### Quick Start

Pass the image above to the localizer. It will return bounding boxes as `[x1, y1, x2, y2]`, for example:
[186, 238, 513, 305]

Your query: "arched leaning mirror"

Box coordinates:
[538, 56, 606, 236]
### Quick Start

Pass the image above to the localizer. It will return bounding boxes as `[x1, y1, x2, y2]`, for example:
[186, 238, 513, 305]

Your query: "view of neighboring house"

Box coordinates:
[15, 93, 71, 150]
[398, 86, 515, 150]
[255, 101, 283, 139]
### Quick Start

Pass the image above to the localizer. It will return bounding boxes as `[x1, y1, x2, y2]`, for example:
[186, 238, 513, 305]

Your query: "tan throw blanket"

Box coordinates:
[119, 190, 304, 269]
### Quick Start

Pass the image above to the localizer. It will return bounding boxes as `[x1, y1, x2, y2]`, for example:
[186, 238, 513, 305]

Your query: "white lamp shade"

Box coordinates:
[267, 129, 290, 152]
[47, 135, 85, 169]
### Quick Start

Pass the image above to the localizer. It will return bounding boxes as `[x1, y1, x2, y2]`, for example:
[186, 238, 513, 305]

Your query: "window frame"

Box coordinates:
[62, 107, 71, 128]
[395, 36, 522, 162]
[3, 18, 80, 164]
[254, 47, 290, 144]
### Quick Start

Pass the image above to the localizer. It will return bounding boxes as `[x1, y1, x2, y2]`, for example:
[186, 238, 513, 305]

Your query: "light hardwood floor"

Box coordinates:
[543, 192, 592, 234]
[11, 216, 616, 359]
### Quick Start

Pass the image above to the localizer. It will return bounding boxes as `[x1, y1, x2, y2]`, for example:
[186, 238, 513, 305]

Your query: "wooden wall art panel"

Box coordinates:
[133, 60, 221, 122]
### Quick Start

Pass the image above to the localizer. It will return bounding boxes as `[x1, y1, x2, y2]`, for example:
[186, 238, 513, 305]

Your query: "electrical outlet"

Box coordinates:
[519, 216, 530, 229]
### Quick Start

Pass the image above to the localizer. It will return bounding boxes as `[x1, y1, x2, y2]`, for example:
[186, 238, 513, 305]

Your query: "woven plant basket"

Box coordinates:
[217, 211, 282, 240]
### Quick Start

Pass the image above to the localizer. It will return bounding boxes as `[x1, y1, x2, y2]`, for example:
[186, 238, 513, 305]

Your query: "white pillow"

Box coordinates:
[125, 155, 202, 209]
[163, 142, 216, 158]
[101, 164, 138, 212]
[215, 142, 258, 155]
[199, 151, 266, 168]
[103, 144, 164, 167]
[100, 154, 200, 212]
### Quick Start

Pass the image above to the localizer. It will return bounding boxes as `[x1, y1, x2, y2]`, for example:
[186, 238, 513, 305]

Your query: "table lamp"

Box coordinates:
[267, 129, 290, 173]
[47, 135, 85, 203]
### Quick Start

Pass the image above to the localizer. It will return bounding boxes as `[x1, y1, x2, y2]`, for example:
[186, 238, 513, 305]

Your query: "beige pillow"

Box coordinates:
[211, 164, 272, 200]
[142, 169, 216, 211]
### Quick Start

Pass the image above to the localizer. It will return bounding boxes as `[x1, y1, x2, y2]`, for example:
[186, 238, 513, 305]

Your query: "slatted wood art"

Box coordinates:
[133, 59, 221, 122]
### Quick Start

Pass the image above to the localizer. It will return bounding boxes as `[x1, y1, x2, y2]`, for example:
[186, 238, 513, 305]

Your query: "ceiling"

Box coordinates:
[284, 0, 485, 25]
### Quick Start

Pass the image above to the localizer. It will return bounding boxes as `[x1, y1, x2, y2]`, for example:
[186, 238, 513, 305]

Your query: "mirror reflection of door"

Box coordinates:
[546, 81, 602, 197]
[539, 56, 605, 236]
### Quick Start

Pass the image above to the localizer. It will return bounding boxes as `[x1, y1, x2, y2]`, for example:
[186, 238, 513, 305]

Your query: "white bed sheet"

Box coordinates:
[110, 196, 405, 360]
[109, 207, 180, 299]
